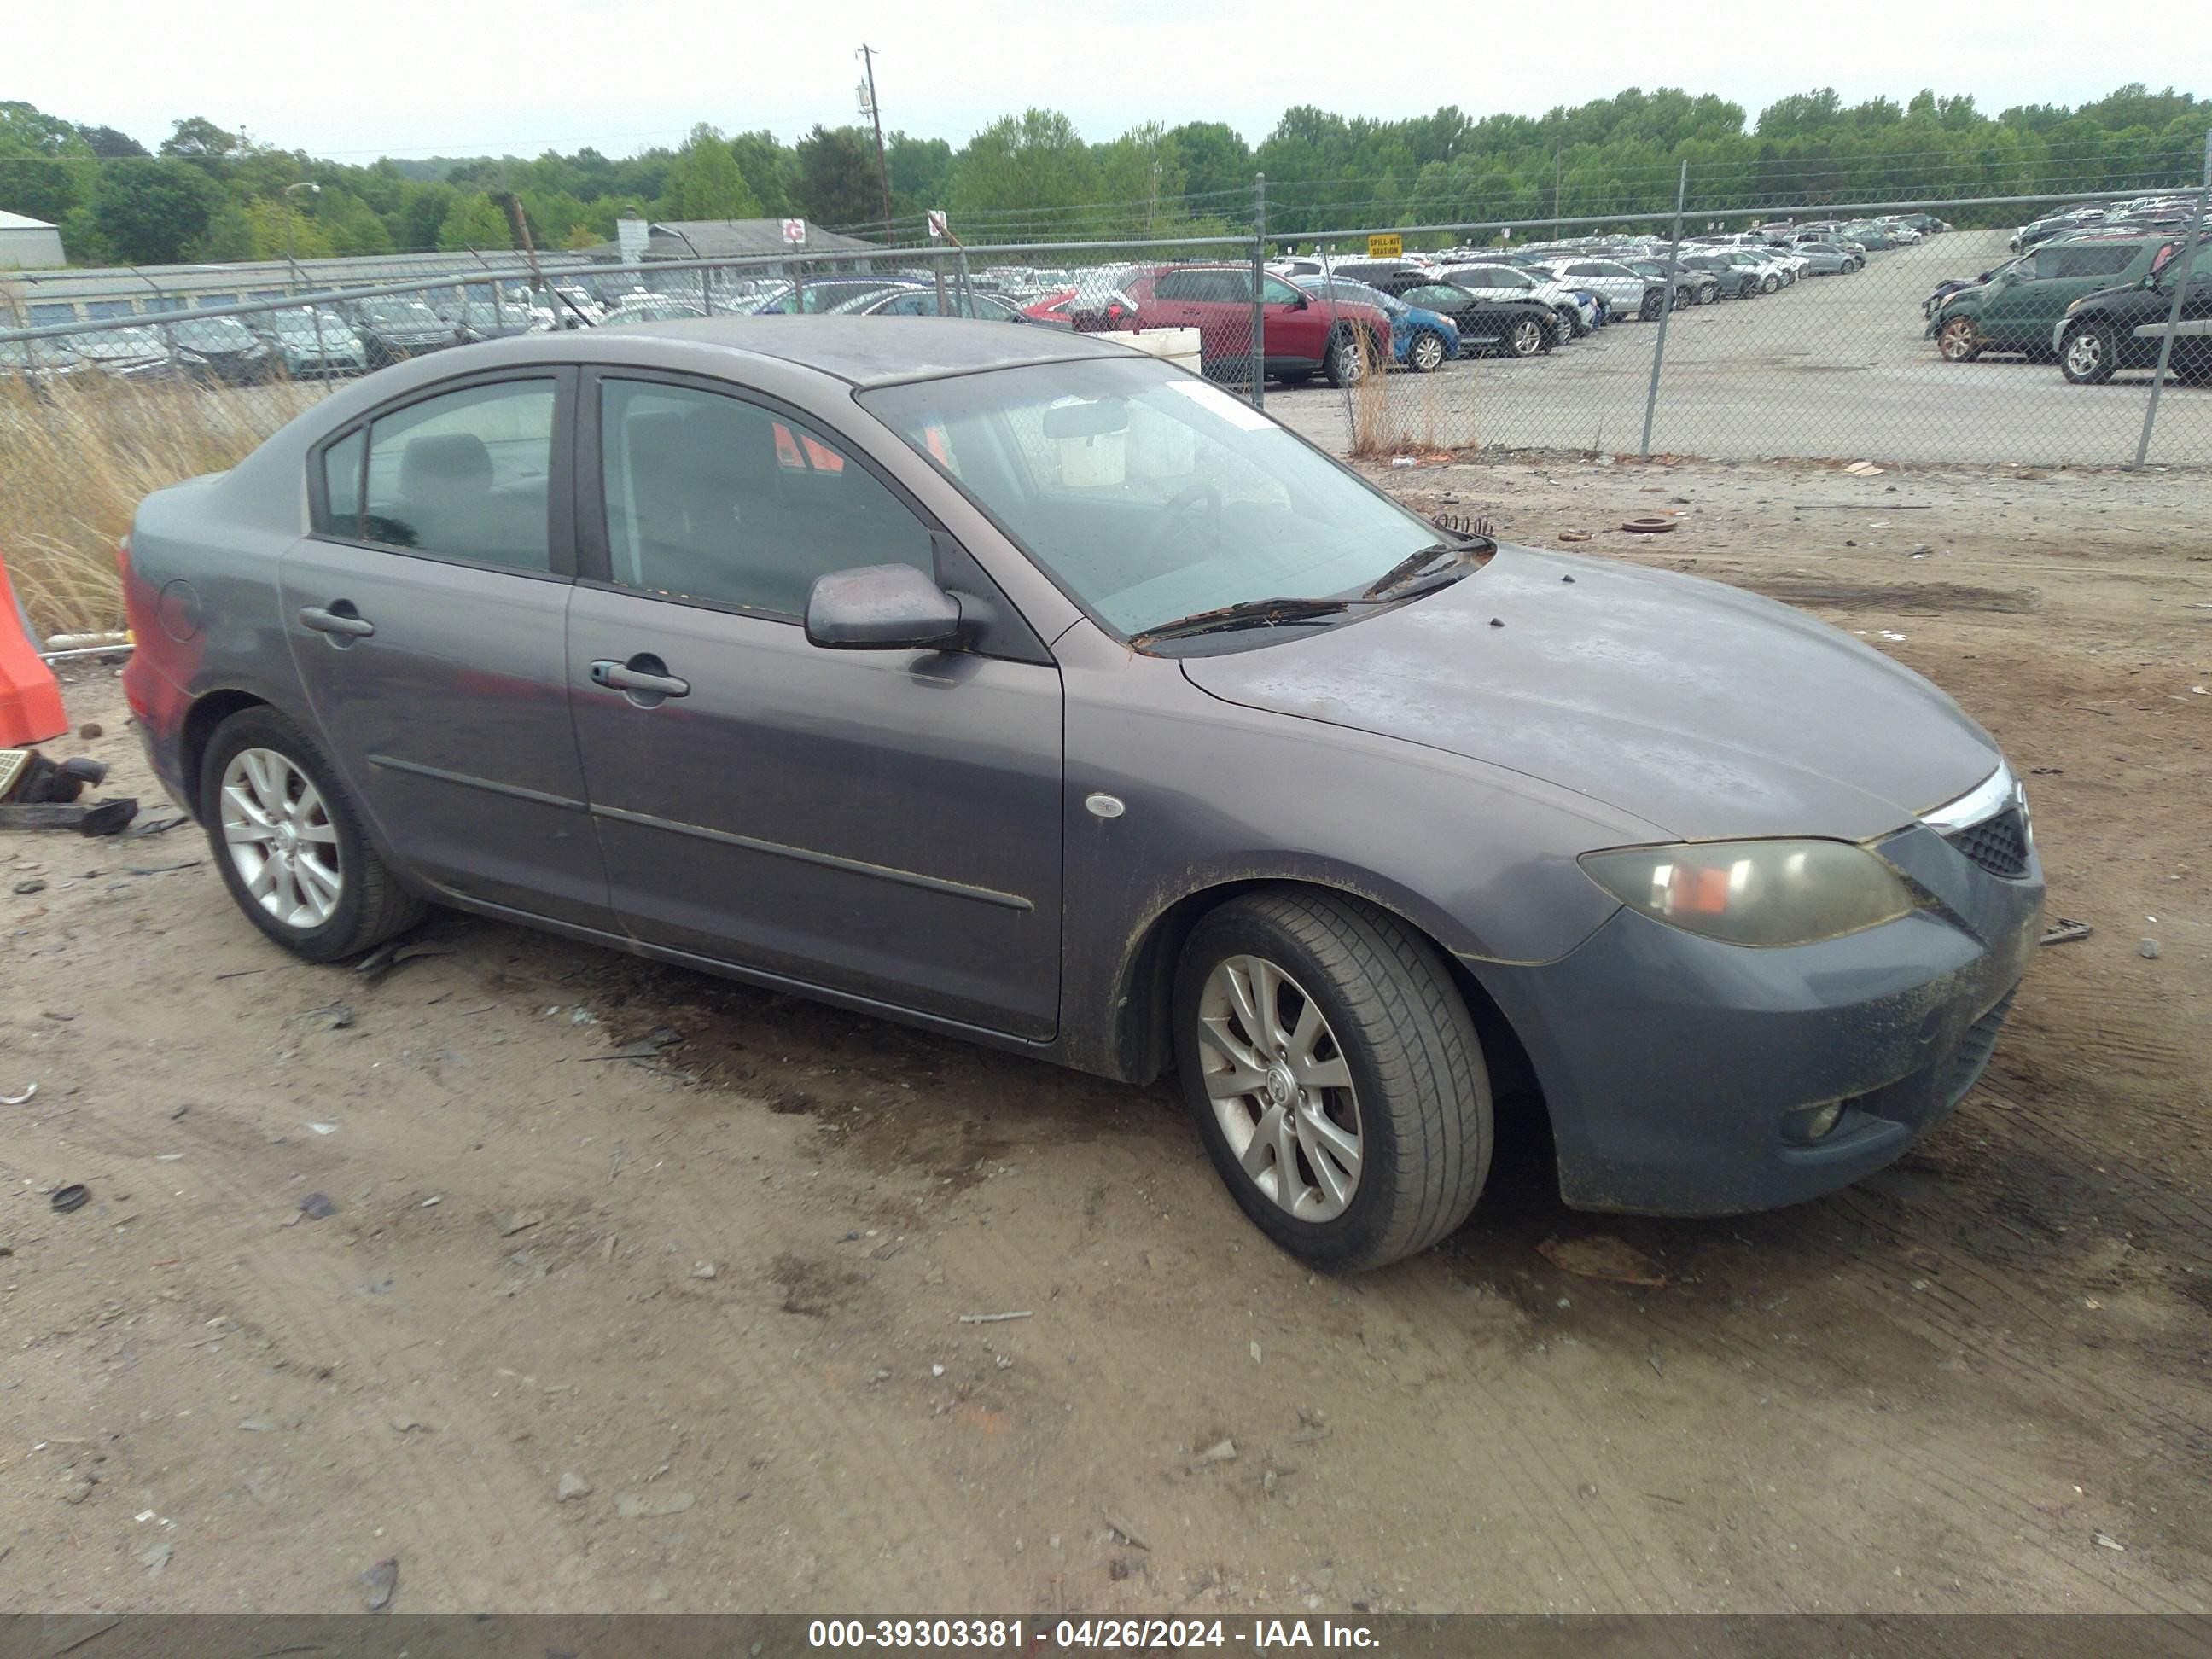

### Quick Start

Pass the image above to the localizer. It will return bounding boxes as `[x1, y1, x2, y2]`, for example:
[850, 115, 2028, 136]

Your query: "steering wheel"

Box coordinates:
[1134, 481, 1225, 564]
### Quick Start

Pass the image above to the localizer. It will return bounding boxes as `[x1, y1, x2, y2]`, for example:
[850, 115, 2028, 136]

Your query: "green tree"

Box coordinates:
[731, 131, 796, 215]
[950, 109, 1098, 224]
[661, 125, 763, 220]
[436, 192, 512, 251]
[73, 124, 148, 159]
[0, 158, 89, 225]
[0, 101, 89, 158]
[795, 125, 882, 228]
[89, 159, 220, 263]
[159, 116, 247, 171]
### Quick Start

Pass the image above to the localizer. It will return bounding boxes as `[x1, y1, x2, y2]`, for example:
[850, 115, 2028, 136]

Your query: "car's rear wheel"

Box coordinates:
[1937, 316, 1984, 362]
[1172, 890, 1493, 1272]
[2061, 323, 2117, 385]
[1408, 329, 1447, 373]
[201, 706, 424, 962]
[1761, 273, 1780, 294]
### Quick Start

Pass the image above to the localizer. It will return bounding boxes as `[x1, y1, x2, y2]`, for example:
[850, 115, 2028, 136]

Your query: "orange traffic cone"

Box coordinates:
[0, 547, 67, 746]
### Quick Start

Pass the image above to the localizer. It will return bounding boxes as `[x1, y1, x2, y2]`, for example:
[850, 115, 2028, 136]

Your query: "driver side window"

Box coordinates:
[1261, 276, 1305, 305]
[597, 379, 934, 620]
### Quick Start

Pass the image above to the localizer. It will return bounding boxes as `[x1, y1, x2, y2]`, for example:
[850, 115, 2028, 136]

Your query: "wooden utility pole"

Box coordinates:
[859, 44, 893, 231]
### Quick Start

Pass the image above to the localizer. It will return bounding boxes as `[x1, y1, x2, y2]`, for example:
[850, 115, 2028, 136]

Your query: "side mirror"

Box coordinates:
[805, 563, 964, 651]
[1289, 293, 1308, 310]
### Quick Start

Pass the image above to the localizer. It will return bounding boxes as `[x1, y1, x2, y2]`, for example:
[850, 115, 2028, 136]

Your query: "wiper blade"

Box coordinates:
[1131, 596, 1361, 645]
[1362, 531, 1493, 599]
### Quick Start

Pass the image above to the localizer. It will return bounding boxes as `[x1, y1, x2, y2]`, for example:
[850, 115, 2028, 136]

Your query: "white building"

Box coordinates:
[0, 211, 67, 271]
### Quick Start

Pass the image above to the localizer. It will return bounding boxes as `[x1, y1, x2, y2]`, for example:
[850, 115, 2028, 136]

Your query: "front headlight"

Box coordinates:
[1578, 839, 1916, 947]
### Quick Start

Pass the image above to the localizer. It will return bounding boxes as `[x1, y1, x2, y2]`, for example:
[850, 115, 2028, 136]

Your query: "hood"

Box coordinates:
[1178, 546, 2000, 843]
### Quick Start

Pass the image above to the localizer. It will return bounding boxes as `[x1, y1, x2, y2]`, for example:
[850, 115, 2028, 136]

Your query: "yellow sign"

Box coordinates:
[1367, 234, 1404, 260]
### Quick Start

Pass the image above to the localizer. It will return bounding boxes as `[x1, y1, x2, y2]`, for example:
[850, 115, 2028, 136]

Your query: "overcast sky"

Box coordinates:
[20, 1, 2209, 160]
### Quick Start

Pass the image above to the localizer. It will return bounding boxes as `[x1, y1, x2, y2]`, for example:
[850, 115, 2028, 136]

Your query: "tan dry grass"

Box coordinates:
[0, 371, 328, 637]
[1345, 328, 1459, 457]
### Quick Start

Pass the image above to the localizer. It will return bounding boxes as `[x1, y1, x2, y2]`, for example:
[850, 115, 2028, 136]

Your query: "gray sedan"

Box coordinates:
[120, 319, 2043, 1269]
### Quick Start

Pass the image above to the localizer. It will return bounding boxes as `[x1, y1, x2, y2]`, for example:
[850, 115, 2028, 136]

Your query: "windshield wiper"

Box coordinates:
[1131, 595, 1367, 646]
[1363, 531, 1493, 599]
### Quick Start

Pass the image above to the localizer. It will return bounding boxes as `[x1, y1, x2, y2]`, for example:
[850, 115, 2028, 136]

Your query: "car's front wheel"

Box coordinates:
[2061, 323, 2118, 384]
[201, 706, 425, 962]
[1936, 316, 1984, 362]
[1172, 890, 1493, 1272]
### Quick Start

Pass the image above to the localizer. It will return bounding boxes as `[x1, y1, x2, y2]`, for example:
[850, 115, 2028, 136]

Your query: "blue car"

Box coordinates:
[1296, 276, 1461, 372]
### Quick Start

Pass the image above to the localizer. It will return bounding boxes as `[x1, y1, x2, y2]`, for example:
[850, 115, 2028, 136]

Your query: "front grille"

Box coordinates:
[1945, 806, 2030, 879]
[1943, 989, 2017, 1106]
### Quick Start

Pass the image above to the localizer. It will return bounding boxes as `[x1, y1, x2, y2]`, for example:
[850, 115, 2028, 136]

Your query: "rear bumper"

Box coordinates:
[1477, 823, 2045, 1216]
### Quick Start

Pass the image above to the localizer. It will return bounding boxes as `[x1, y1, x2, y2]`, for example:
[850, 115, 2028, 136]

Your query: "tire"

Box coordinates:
[1936, 315, 1984, 363]
[201, 706, 426, 963]
[1638, 290, 1664, 322]
[1556, 305, 1585, 340]
[1505, 316, 1545, 357]
[1407, 329, 1447, 373]
[1323, 330, 1364, 388]
[2061, 323, 2116, 385]
[1761, 273, 1780, 294]
[1172, 889, 1493, 1272]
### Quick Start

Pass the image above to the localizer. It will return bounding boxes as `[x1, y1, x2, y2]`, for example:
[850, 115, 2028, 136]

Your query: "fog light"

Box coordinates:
[1782, 1099, 1847, 1145]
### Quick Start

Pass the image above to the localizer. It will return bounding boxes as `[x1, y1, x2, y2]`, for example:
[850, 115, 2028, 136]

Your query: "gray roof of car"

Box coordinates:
[598, 314, 1139, 387]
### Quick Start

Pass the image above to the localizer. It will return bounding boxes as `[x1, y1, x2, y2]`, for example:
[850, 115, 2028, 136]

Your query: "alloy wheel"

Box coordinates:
[1196, 955, 1363, 1222]
[220, 748, 344, 930]
[2063, 329, 2107, 381]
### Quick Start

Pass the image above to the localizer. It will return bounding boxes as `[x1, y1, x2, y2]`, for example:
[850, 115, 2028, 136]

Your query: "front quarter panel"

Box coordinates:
[1051, 630, 1655, 1080]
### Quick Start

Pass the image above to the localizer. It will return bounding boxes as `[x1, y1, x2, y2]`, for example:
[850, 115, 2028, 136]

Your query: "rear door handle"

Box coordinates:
[299, 605, 374, 638]
[589, 658, 690, 700]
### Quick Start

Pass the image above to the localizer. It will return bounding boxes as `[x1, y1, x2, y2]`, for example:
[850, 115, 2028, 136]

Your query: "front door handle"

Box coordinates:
[589, 656, 690, 701]
[299, 604, 375, 638]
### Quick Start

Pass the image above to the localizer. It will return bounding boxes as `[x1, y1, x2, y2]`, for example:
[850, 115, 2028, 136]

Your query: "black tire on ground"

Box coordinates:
[2061, 323, 2118, 385]
[1506, 317, 1545, 357]
[1171, 888, 1494, 1272]
[200, 705, 426, 963]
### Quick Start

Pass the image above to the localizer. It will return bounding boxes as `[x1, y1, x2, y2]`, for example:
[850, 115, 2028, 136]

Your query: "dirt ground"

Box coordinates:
[2, 455, 2207, 1617]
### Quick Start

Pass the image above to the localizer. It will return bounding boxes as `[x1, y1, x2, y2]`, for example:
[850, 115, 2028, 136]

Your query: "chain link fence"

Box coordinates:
[3, 172, 2208, 636]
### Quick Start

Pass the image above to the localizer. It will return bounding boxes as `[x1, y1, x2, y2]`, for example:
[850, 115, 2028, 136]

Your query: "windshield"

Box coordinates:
[360, 300, 444, 329]
[859, 357, 1460, 642]
[1451, 266, 1531, 288]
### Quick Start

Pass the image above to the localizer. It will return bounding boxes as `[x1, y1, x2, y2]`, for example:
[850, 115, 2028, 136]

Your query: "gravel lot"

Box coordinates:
[2, 457, 2208, 1618]
[1266, 230, 2212, 468]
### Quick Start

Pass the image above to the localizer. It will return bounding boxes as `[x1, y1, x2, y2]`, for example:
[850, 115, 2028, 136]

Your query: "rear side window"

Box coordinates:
[2039, 243, 2139, 279]
[357, 380, 556, 569]
[322, 428, 366, 538]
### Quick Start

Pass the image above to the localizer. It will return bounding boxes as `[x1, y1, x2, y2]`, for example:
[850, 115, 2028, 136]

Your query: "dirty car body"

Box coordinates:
[122, 317, 2045, 1266]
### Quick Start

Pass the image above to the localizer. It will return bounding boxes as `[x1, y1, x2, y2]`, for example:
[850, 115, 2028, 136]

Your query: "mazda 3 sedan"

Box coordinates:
[121, 317, 2044, 1270]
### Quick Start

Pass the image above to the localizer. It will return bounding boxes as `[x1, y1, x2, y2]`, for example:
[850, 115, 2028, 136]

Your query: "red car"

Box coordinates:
[1067, 263, 1166, 332]
[1022, 288, 1077, 329]
[1131, 264, 1392, 386]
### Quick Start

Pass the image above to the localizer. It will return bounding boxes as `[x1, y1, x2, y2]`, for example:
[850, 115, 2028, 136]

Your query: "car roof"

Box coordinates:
[589, 313, 1140, 387]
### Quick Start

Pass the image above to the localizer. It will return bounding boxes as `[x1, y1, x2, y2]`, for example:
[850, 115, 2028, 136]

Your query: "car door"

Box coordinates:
[568, 370, 1064, 1038]
[1260, 272, 1326, 368]
[282, 368, 614, 929]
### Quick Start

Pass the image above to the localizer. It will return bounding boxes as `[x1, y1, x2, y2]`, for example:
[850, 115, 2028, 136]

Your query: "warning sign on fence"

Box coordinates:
[1366, 233, 1403, 259]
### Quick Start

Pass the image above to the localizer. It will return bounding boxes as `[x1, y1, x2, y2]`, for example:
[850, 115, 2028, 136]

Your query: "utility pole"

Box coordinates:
[858, 45, 893, 234]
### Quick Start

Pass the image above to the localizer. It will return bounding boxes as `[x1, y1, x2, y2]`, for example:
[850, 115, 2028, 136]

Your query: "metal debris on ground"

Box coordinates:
[1537, 1234, 1668, 1287]
[957, 1310, 1032, 1324]
[2039, 919, 2093, 947]
[2, 1082, 33, 1105]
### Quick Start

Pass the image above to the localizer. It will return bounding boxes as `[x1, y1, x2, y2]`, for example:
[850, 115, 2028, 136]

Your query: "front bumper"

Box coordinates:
[1478, 821, 2046, 1215]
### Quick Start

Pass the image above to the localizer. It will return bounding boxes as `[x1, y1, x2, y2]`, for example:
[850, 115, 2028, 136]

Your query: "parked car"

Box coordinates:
[1533, 258, 1668, 320]
[118, 317, 2046, 1272]
[445, 295, 538, 342]
[1361, 276, 1558, 357]
[1294, 276, 1460, 371]
[1434, 263, 1592, 338]
[346, 299, 461, 370]
[1623, 259, 1715, 307]
[1131, 264, 1390, 387]
[1679, 253, 1762, 300]
[2054, 264, 2212, 384]
[831, 288, 1035, 324]
[1929, 234, 2189, 362]
[166, 316, 280, 385]
[254, 309, 368, 379]
[1068, 263, 1167, 332]
[1715, 250, 1790, 294]
[1022, 288, 1078, 328]
[1921, 257, 2026, 320]
[0, 337, 87, 384]
[64, 324, 172, 378]
[600, 293, 710, 328]
[748, 277, 919, 316]
[1791, 243, 1866, 276]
